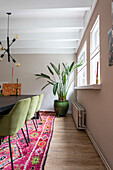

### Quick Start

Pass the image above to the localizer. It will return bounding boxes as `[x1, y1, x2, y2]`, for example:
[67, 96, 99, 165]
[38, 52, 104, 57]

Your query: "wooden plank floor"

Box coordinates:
[45, 114, 106, 170]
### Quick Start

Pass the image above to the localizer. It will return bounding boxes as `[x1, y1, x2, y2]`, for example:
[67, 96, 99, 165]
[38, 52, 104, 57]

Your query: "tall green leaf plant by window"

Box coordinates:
[35, 61, 82, 101]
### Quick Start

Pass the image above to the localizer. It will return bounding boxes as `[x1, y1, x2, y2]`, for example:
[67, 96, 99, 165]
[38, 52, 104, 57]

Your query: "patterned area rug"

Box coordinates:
[0, 111, 55, 170]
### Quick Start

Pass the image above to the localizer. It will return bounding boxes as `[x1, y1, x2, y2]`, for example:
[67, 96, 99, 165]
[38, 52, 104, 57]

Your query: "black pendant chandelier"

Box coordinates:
[0, 13, 20, 66]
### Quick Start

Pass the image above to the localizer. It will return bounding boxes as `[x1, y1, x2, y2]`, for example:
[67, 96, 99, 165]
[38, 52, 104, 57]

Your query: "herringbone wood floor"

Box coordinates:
[45, 114, 106, 170]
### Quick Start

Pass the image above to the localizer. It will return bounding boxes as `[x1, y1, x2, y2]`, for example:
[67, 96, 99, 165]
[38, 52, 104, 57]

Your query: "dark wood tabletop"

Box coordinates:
[0, 95, 35, 114]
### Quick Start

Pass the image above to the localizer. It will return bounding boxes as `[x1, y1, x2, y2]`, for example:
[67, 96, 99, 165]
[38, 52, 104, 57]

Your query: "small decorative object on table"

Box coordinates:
[2, 83, 21, 96]
[16, 78, 19, 96]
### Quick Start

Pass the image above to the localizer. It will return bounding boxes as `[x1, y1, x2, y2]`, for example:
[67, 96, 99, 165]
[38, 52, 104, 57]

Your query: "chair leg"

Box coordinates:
[36, 111, 39, 119]
[39, 111, 42, 121]
[39, 114, 42, 121]
[25, 121, 30, 143]
[9, 136, 14, 170]
[2, 137, 4, 142]
[32, 119, 37, 131]
[35, 118, 38, 129]
[21, 128, 29, 146]
[37, 110, 42, 121]
[0, 136, 1, 145]
[17, 132, 20, 139]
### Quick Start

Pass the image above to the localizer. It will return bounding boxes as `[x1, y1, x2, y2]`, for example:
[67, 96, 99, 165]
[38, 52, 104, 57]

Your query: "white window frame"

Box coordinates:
[77, 41, 87, 86]
[90, 15, 100, 84]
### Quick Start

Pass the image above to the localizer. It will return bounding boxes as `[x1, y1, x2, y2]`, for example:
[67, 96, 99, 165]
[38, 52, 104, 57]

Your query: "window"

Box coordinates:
[90, 15, 100, 84]
[77, 41, 87, 86]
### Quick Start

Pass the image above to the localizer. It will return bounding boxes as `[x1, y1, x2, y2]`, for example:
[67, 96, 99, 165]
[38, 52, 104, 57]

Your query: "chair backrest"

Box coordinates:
[0, 98, 31, 136]
[26, 95, 39, 121]
[35, 94, 44, 112]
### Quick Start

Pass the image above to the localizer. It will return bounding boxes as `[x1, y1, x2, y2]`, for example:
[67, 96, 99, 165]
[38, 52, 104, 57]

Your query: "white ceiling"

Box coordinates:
[0, 0, 95, 54]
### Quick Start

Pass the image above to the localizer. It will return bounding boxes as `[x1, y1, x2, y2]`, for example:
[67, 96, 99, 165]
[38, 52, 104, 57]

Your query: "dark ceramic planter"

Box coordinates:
[54, 100, 69, 117]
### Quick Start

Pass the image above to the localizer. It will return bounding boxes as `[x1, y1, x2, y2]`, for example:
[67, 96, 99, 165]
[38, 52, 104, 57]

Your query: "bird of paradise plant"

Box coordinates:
[35, 61, 82, 101]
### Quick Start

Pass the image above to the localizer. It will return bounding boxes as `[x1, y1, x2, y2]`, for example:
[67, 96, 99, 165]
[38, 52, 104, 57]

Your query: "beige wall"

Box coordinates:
[76, 0, 113, 168]
[0, 54, 75, 112]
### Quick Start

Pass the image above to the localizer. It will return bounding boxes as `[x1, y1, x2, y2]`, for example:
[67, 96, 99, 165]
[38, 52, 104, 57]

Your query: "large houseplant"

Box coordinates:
[35, 61, 82, 116]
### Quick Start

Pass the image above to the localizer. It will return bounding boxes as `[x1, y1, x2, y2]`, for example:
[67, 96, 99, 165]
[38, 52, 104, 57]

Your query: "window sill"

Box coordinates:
[74, 84, 102, 90]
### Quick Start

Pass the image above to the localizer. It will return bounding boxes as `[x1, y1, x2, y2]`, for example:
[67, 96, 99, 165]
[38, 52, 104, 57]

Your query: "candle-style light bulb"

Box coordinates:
[0, 42, 3, 50]
[15, 62, 20, 67]
[15, 34, 19, 39]
[0, 45, 3, 50]
[0, 58, 2, 62]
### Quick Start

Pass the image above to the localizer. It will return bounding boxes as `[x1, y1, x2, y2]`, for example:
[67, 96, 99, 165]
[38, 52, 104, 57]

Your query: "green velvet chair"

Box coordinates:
[0, 98, 31, 170]
[35, 94, 44, 120]
[25, 95, 39, 142]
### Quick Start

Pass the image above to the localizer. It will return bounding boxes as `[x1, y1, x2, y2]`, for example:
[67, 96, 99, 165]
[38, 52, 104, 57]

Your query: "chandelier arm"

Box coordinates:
[0, 54, 4, 58]
[10, 55, 13, 59]
[3, 50, 7, 54]
[1, 49, 7, 57]
[9, 39, 16, 48]
[1, 48, 7, 52]
[10, 55, 16, 63]
[9, 42, 14, 47]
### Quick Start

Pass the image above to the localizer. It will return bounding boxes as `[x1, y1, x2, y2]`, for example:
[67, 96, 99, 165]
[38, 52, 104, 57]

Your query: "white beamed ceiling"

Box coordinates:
[0, 0, 94, 54]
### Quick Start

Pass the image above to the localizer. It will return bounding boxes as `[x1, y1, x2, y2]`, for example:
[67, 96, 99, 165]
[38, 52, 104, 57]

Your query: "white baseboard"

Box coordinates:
[85, 127, 111, 170]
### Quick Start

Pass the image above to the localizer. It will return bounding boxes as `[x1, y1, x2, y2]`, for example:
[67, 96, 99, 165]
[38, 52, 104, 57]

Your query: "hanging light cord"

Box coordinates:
[7, 13, 10, 37]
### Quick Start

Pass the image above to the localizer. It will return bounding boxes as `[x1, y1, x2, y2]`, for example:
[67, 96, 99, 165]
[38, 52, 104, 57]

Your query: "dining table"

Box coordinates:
[0, 95, 35, 115]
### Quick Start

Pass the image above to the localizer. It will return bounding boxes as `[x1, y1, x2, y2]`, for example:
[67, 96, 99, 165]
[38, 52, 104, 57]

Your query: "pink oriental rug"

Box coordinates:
[0, 111, 55, 170]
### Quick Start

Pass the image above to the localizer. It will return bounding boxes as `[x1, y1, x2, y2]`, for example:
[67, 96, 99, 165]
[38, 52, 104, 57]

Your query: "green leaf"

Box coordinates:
[62, 63, 69, 75]
[62, 63, 66, 70]
[63, 74, 66, 85]
[47, 66, 54, 75]
[67, 66, 70, 74]
[74, 62, 82, 70]
[47, 81, 54, 85]
[58, 63, 60, 74]
[36, 77, 42, 80]
[35, 74, 45, 80]
[62, 71, 66, 85]
[69, 62, 74, 72]
[64, 91, 67, 99]
[41, 83, 50, 91]
[62, 70, 64, 77]
[35, 74, 41, 76]
[62, 63, 67, 74]
[53, 83, 58, 95]
[40, 73, 50, 79]
[50, 63, 60, 75]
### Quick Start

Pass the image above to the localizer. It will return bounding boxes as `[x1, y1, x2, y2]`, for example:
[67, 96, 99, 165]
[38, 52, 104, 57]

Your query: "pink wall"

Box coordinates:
[76, 0, 113, 168]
